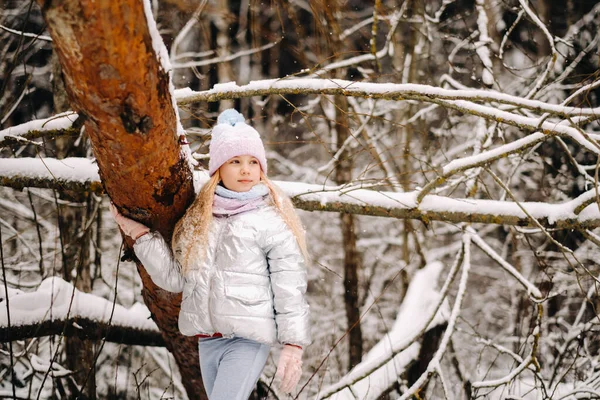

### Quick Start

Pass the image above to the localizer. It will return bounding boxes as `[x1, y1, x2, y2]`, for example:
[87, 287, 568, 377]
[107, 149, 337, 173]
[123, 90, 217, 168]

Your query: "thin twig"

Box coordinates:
[0, 222, 17, 399]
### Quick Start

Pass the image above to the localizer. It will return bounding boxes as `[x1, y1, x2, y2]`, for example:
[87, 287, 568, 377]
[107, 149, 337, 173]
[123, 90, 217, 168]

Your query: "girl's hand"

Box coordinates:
[275, 345, 303, 394]
[110, 203, 150, 240]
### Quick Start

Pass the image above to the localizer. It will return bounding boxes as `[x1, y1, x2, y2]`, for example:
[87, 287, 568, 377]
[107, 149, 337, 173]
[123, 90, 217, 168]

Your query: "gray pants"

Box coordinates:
[198, 336, 271, 400]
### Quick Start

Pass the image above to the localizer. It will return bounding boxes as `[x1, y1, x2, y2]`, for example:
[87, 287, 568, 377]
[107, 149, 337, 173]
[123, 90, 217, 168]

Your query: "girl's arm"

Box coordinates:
[110, 204, 184, 293]
[264, 215, 312, 347]
[133, 232, 185, 293]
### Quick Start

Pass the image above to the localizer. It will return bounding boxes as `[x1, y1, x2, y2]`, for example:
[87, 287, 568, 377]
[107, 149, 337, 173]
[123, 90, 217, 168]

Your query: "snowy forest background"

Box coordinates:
[1, 0, 600, 399]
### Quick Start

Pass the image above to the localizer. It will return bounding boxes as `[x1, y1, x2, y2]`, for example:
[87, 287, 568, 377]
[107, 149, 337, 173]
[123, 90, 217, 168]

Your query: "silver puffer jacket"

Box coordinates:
[133, 203, 311, 347]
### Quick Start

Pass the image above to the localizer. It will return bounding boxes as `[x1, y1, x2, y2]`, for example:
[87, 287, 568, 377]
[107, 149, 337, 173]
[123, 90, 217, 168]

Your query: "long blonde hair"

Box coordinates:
[172, 171, 308, 274]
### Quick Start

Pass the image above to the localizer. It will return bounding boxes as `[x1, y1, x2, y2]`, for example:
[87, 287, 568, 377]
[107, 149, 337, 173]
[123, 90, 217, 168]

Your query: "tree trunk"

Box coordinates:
[395, 0, 424, 265]
[311, 0, 365, 370]
[37, 1, 202, 398]
[214, 0, 234, 111]
[333, 94, 363, 370]
[535, 0, 551, 56]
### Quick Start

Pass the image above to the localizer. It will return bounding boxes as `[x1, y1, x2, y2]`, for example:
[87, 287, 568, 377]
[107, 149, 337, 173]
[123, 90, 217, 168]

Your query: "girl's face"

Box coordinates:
[219, 155, 261, 192]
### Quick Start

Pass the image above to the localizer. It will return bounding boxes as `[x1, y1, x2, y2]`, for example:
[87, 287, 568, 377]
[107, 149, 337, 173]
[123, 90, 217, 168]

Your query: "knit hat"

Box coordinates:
[208, 109, 268, 176]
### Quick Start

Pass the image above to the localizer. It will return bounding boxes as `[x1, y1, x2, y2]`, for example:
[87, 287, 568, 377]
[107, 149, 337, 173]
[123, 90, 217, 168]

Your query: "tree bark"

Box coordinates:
[333, 94, 363, 370]
[36, 1, 201, 398]
[214, 0, 234, 111]
[0, 318, 164, 346]
[395, 0, 424, 265]
[317, 0, 364, 370]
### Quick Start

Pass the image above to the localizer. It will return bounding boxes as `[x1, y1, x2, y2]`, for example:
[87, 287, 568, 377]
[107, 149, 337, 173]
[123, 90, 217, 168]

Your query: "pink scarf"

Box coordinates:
[212, 184, 269, 216]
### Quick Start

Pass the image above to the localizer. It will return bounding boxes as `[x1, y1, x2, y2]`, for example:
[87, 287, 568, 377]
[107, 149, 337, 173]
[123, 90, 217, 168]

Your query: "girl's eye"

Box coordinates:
[230, 160, 239, 164]
[250, 160, 258, 164]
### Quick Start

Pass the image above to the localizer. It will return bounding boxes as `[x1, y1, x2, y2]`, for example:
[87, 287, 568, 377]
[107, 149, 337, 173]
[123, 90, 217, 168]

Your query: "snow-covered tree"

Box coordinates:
[1, 0, 599, 399]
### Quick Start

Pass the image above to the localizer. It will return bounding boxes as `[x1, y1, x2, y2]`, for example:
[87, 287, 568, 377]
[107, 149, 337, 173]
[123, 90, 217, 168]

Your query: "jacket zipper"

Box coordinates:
[208, 215, 229, 333]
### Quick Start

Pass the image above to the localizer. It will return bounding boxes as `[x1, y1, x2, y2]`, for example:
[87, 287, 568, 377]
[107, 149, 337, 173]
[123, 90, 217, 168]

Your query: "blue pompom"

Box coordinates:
[217, 109, 245, 126]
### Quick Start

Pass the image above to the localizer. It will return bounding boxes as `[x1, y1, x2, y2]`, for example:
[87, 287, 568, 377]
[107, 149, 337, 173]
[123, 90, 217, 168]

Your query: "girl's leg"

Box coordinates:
[209, 337, 271, 400]
[198, 338, 221, 397]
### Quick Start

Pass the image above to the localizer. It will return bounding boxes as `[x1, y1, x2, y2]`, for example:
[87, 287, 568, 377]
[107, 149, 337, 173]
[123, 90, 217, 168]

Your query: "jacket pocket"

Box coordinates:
[224, 285, 271, 306]
[181, 280, 197, 311]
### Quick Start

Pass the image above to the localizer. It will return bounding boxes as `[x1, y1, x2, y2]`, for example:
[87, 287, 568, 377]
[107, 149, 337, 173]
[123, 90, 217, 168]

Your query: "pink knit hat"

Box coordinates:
[208, 109, 268, 176]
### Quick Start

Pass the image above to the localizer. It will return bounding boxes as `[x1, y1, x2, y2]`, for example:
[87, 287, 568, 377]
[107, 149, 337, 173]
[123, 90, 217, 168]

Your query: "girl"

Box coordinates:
[111, 109, 311, 400]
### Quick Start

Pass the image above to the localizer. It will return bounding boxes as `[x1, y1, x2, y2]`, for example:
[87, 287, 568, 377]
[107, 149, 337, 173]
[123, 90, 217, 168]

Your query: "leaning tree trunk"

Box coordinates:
[37, 1, 202, 398]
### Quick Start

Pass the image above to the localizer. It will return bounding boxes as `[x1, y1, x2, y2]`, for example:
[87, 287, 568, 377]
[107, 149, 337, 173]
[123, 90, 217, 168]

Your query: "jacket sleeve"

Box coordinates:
[263, 214, 311, 347]
[133, 231, 185, 293]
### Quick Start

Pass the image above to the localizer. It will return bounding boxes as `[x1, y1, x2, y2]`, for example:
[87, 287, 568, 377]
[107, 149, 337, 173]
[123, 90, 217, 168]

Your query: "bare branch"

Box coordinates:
[2, 159, 600, 229]
[175, 79, 600, 119]
[397, 233, 472, 400]
[4, 78, 599, 150]
[0, 112, 81, 148]
[0, 317, 164, 347]
[319, 247, 464, 398]
[472, 355, 533, 389]
[469, 229, 542, 299]
[417, 131, 548, 203]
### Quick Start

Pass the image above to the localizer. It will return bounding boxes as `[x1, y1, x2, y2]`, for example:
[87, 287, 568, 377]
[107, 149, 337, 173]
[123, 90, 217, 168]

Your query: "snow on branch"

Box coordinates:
[0, 157, 102, 193]
[319, 244, 465, 397]
[174, 78, 600, 119]
[3, 79, 598, 149]
[285, 182, 600, 230]
[397, 233, 472, 400]
[0, 24, 52, 42]
[0, 277, 162, 346]
[172, 41, 278, 69]
[318, 261, 448, 399]
[417, 131, 548, 203]
[2, 158, 600, 229]
[0, 315, 164, 347]
[474, 0, 495, 87]
[0, 112, 80, 148]
[472, 354, 534, 389]
[468, 230, 542, 299]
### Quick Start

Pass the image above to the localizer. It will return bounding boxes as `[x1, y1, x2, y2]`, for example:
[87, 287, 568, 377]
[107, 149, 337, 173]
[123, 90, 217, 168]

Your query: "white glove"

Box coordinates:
[276, 345, 303, 394]
[109, 203, 150, 240]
